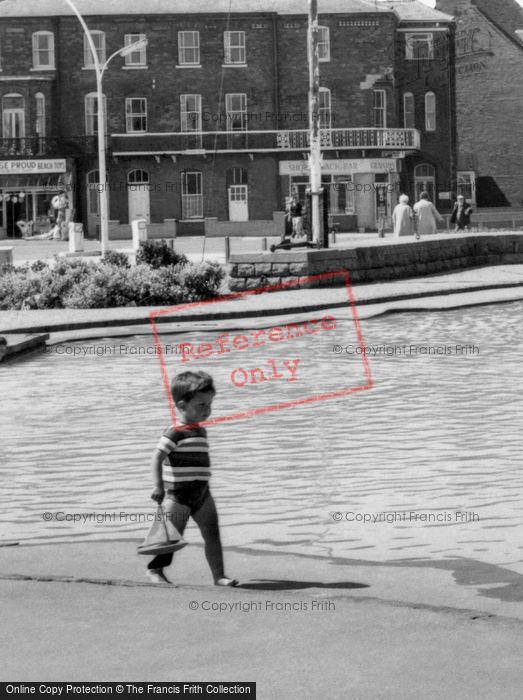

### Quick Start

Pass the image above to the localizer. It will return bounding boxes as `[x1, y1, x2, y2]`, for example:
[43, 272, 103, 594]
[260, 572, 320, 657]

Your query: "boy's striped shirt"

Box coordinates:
[157, 426, 211, 484]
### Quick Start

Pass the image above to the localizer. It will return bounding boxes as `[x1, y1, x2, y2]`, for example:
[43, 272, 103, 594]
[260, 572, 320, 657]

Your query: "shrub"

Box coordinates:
[0, 270, 41, 310]
[36, 258, 93, 308]
[135, 239, 188, 269]
[102, 250, 131, 268]
[179, 261, 225, 300]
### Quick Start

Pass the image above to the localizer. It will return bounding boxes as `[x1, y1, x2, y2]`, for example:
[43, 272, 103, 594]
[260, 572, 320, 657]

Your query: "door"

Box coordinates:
[228, 184, 248, 221]
[128, 185, 151, 223]
[86, 171, 100, 238]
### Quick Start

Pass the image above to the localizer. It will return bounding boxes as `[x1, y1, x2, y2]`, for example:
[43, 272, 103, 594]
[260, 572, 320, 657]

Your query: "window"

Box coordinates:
[84, 31, 106, 68]
[2, 94, 25, 139]
[414, 163, 436, 202]
[181, 171, 203, 219]
[373, 89, 386, 128]
[318, 26, 330, 62]
[125, 98, 147, 133]
[178, 31, 200, 66]
[85, 92, 107, 135]
[225, 93, 247, 131]
[330, 175, 354, 214]
[406, 33, 434, 60]
[425, 92, 436, 131]
[319, 88, 331, 129]
[180, 94, 202, 131]
[224, 31, 246, 64]
[32, 31, 55, 69]
[35, 93, 46, 137]
[403, 92, 414, 129]
[124, 34, 147, 66]
[457, 171, 476, 205]
[128, 169, 149, 185]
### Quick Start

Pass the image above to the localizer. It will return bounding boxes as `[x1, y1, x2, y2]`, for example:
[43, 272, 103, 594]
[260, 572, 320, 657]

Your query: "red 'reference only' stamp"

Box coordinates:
[149, 270, 373, 427]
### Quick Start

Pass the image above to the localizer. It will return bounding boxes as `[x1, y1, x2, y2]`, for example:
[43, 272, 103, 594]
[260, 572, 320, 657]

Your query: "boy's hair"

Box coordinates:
[170, 370, 216, 404]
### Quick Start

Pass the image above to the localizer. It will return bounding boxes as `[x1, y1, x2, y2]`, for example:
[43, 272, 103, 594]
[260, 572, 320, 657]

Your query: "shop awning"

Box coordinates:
[0, 174, 66, 190]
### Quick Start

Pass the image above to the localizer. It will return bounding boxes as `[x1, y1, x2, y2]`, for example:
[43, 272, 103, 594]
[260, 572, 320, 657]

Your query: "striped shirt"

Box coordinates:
[157, 426, 211, 484]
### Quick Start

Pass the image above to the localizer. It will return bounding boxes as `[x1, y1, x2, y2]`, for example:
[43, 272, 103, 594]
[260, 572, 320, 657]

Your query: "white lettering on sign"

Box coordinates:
[279, 159, 397, 176]
[0, 159, 67, 174]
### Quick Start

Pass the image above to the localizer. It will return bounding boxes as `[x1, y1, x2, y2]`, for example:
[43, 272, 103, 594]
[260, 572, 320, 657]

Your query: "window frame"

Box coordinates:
[181, 171, 203, 219]
[32, 31, 55, 70]
[373, 89, 387, 129]
[35, 92, 46, 137]
[85, 92, 107, 136]
[125, 97, 147, 133]
[319, 87, 331, 129]
[406, 32, 434, 61]
[318, 26, 330, 62]
[180, 94, 202, 132]
[83, 30, 106, 68]
[425, 91, 436, 131]
[224, 31, 246, 65]
[178, 31, 200, 66]
[225, 93, 248, 131]
[123, 33, 147, 67]
[403, 92, 415, 129]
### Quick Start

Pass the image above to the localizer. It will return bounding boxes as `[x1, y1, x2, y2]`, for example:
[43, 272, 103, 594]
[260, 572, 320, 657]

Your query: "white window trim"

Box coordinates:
[319, 87, 331, 129]
[127, 169, 150, 185]
[224, 30, 246, 65]
[178, 31, 200, 66]
[32, 31, 55, 70]
[181, 171, 204, 219]
[124, 34, 147, 67]
[225, 93, 248, 131]
[373, 89, 387, 129]
[425, 91, 436, 131]
[85, 92, 107, 136]
[180, 94, 202, 132]
[83, 31, 106, 69]
[35, 92, 46, 137]
[318, 26, 330, 62]
[406, 32, 434, 61]
[125, 97, 147, 133]
[403, 92, 414, 129]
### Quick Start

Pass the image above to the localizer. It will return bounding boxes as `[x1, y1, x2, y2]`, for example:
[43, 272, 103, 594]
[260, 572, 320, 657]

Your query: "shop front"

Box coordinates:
[279, 157, 400, 232]
[0, 158, 72, 238]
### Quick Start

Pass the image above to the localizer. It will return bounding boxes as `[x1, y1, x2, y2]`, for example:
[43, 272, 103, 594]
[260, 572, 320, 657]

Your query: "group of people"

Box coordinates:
[393, 192, 473, 239]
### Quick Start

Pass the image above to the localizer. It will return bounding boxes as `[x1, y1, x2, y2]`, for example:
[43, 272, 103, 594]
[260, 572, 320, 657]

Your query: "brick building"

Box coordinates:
[437, 0, 523, 207]
[0, 0, 455, 239]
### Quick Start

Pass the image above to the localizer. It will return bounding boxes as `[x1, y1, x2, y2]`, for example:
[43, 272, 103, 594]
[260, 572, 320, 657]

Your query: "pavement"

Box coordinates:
[2, 541, 523, 693]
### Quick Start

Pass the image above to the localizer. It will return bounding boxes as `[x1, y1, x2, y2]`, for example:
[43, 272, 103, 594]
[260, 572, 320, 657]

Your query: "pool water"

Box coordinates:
[1, 300, 522, 575]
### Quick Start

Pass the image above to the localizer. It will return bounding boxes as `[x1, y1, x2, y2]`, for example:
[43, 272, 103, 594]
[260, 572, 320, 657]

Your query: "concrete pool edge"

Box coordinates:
[2, 263, 523, 336]
[2, 540, 523, 624]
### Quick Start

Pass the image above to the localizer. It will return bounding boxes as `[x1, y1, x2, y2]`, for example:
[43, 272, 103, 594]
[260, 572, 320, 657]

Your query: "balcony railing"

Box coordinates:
[0, 136, 98, 158]
[112, 128, 421, 155]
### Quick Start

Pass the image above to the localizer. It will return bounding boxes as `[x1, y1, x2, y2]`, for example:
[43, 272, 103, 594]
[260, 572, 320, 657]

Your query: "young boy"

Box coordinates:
[147, 370, 238, 587]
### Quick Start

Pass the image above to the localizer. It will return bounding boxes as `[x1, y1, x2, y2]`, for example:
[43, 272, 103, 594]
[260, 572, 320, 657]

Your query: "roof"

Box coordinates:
[0, 0, 452, 18]
[473, 0, 523, 46]
[384, 1, 453, 23]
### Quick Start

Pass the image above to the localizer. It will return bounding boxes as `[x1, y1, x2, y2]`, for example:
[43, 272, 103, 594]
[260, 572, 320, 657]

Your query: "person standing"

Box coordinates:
[450, 194, 473, 232]
[413, 191, 444, 237]
[392, 194, 414, 238]
[288, 194, 304, 239]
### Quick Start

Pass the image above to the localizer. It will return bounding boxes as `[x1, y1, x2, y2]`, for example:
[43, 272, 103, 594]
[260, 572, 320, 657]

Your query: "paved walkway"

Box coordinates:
[2, 265, 523, 337]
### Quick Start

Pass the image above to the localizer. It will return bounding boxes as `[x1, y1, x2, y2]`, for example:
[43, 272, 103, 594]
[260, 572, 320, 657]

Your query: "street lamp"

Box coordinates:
[63, 0, 147, 255]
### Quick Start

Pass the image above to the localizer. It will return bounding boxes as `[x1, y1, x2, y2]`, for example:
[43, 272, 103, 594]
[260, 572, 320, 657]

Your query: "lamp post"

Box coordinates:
[63, 0, 147, 255]
[308, 0, 321, 247]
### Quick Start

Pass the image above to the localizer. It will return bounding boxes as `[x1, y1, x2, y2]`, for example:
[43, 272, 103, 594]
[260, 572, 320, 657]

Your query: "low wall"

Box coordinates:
[228, 233, 523, 291]
[108, 220, 177, 240]
[205, 212, 286, 238]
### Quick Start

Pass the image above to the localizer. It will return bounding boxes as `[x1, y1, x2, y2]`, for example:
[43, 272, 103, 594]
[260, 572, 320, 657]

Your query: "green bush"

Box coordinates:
[102, 250, 131, 268]
[0, 251, 223, 310]
[135, 239, 188, 269]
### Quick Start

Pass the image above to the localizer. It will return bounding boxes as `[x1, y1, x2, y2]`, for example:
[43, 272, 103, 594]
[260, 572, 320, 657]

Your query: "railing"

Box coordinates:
[112, 128, 421, 154]
[0, 136, 98, 158]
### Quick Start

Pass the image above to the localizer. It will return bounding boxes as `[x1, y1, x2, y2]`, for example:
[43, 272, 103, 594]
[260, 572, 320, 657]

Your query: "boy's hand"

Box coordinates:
[151, 487, 165, 504]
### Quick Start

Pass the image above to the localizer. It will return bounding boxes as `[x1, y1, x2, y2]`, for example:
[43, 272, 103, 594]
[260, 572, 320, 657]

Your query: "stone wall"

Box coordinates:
[228, 233, 523, 291]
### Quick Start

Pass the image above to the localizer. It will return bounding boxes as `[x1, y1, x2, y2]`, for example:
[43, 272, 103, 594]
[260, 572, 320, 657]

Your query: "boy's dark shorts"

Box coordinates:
[165, 481, 210, 514]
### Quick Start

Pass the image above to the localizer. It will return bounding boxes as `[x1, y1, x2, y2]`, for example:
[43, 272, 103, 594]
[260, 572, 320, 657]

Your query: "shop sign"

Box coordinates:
[279, 159, 397, 176]
[0, 159, 67, 174]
